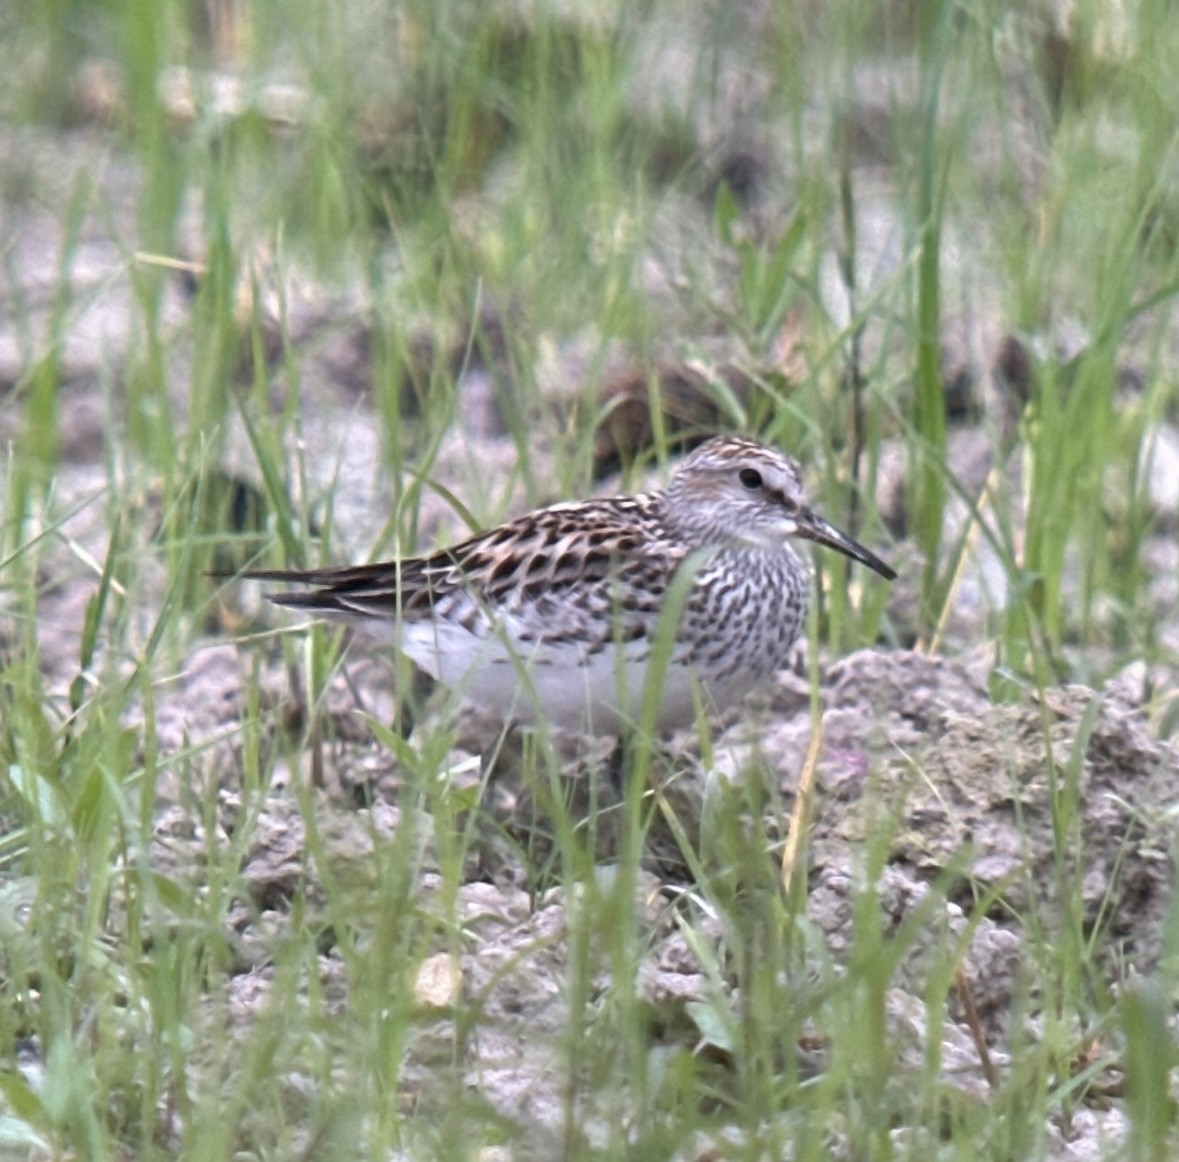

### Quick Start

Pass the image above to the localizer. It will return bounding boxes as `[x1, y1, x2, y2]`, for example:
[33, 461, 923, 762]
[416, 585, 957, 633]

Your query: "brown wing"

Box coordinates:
[246, 494, 680, 630]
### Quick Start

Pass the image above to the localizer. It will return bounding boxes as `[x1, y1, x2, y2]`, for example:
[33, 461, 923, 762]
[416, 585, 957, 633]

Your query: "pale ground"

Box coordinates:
[4, 40, 1179, 1157]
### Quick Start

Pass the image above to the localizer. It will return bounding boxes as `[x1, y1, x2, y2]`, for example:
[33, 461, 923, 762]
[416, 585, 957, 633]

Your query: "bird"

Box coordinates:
[247, 434, 896, 737]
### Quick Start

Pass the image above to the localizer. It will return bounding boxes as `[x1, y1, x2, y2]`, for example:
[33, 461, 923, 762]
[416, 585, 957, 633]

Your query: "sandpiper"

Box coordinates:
[250, 435, 895, 735]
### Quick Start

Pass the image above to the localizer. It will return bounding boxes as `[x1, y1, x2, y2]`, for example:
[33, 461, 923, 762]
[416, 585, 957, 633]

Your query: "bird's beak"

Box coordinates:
[795, 509, 897, 580]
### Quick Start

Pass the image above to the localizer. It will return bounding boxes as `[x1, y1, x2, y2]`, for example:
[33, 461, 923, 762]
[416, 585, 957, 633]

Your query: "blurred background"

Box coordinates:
[2, 1, 1179, 1156]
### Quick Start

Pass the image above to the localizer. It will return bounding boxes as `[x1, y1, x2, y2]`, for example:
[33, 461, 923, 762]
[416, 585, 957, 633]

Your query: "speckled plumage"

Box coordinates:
[251, 435, 896, 734]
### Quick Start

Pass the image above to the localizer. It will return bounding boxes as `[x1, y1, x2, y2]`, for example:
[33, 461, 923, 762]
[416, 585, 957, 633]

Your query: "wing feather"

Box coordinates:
[248, 494, 683, 653]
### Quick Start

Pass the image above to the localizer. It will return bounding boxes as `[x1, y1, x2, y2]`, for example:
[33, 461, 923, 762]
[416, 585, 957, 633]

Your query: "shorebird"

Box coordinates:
[249, 435, 895, 736]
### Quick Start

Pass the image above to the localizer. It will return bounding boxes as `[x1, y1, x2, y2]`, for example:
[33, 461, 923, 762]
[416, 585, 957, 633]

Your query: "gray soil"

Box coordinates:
[4, 35, 1179, 1159]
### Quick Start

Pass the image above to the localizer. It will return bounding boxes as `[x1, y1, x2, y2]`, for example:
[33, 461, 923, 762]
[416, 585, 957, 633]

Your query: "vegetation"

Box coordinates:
[1, 0, 1178, 1157]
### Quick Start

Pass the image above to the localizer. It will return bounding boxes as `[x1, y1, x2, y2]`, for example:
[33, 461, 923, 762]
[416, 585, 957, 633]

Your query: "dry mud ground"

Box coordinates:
[4, 114, 1179, 1157]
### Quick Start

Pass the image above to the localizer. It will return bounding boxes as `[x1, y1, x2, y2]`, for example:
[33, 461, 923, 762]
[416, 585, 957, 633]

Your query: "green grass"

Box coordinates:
[1, 0, 1179, 1157]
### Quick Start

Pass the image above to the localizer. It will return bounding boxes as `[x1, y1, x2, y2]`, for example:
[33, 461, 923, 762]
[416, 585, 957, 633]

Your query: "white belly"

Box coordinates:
[396, 619, 735, 735]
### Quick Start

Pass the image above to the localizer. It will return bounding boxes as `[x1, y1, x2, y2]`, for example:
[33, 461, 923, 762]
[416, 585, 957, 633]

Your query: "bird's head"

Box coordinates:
[664, 435, 896, 580]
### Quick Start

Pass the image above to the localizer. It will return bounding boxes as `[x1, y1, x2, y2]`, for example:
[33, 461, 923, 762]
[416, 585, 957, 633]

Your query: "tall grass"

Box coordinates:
[1, 0, 1177, 1156]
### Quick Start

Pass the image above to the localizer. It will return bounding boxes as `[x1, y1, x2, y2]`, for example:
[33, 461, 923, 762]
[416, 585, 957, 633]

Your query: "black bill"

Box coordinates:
[795, 510, 897, 581]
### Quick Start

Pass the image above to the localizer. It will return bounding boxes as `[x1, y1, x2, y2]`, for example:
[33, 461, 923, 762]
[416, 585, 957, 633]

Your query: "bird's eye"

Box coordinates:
[739, 468, 763, 490]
